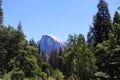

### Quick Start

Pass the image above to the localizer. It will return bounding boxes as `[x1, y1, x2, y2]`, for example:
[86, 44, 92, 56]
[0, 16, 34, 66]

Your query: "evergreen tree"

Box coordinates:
[95, 23, 120, 79]
[58, 47, 63, 71]
[17, 20, 22, 32]
[0, 0, 3, 25]
[0, 25, 43, 79]
[29, 38, 36, 47]
[113, 11, 120, 24]
[49, 50, 59, 69]
[62, 34, 96, 80]
[87, 26, 94, 48]
[95, 11, 120, 80]
[88, 0, 112, 47]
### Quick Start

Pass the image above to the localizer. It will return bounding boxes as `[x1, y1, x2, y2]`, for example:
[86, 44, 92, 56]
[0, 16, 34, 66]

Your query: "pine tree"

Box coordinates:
[87, 26, 94, 48]
[0, 0, 3, 25]
[29, 38, 36, 47]
[95, 23, 120, 79]
[49, 50, 59, 69]
[89, 0, 112, 47]
[17, 20, 22, 32]
[113, 11, 120, 24]
[62, 34, 96, 79]
[58, 47, 63, 71]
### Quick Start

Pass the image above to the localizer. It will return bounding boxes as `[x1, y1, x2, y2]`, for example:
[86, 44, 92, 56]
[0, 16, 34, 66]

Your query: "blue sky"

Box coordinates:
[2, 0, 119, 41]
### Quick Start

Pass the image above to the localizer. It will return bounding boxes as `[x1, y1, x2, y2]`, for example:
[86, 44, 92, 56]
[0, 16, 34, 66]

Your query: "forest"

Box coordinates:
[0, 0, 120, 80]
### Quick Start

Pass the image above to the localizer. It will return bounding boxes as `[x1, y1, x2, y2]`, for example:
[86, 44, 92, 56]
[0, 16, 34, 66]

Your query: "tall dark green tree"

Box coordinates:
[62, 34, 96, 80]
[95, 23, 120, 79]
[95, 11, 120, 80]
[29, 38, 36, 47]
[58, 47, 63, 71]
[0, 0, 3, 26]
[88, 0, 112, 47]
[0, 25, 43, 79]
[113, 11, 120, 24]
[49, 50, 59, 69]
[87, 26, 94, 48]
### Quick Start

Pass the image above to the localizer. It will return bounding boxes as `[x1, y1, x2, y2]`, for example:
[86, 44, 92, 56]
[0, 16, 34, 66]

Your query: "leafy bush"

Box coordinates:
[3, 68, 24, 80]
[52, 69, 63, 78]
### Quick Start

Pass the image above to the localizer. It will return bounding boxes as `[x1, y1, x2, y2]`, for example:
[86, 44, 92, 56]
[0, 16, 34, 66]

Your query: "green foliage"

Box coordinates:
[10, 69, 24, 80]
[0, 25, 42, 79]
[49, 50, 59, 69]
[95, 23, 120, 79]
[0, 0, 3, 25]
[1, 0, 120, 79]
[18, 48, 41, 77]
[88, 0, 112, 47]
[28, 38, 36, 47]
[52, 69, 63, 78]
[62, 34, 96, 80]
[58, 47, 63, 71]
[40, 72, 47, 80]
[113, 11, 120, 24]
[2, 68, 24, 80]
[41, 62, 49, 72]
[0, 25, 20, 73]
[26, 46, 37, 55]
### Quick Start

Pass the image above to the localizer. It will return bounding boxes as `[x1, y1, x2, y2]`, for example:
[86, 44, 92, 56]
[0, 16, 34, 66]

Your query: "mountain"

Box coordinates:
[37, 34, 66, 54]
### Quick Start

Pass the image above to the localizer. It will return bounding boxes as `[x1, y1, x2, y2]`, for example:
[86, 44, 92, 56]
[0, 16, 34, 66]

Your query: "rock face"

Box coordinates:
[37, 35, 66, 54]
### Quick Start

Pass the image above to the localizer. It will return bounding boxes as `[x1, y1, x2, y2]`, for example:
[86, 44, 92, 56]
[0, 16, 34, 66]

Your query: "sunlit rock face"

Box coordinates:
[37, 34, 66, 54]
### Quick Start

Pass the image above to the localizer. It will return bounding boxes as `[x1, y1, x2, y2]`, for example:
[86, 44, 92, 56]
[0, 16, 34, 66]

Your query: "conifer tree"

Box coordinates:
[88, 0, 112, 47]
[113, 11, 120, 24]
[29, 38, 36, 47]
[62, 34, 96, 79]
[0, 0, 3, 25]
[58, 47, 63, 71]
[95, 23, 120, 79]
[17, 20, 22, 32]
[87, 26, 94, 48]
